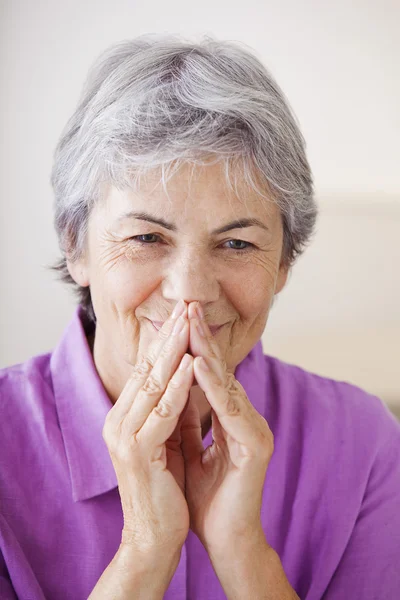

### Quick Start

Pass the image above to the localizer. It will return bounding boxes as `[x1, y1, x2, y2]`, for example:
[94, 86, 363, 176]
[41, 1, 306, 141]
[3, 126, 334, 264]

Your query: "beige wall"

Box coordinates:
[263, 197, 400, 408]
[1, 0, 399, 410]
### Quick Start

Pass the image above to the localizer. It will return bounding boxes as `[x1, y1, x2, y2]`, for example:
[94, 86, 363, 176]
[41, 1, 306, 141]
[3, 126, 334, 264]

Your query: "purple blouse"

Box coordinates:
[1, 305, 400, 599]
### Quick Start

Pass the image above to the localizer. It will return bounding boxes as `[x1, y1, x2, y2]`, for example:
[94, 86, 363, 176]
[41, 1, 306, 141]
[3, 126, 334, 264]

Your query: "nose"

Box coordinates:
[162, 250, 220, 309]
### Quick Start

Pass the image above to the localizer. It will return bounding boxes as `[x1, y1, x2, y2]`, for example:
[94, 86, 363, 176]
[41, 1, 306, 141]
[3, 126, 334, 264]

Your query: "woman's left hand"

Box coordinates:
[180, 302, 275, 556]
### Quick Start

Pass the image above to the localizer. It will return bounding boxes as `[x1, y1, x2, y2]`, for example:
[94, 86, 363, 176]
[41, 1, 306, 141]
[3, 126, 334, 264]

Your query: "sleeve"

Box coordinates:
[322, 412, 400, 599]
[0, 551, 18, 600]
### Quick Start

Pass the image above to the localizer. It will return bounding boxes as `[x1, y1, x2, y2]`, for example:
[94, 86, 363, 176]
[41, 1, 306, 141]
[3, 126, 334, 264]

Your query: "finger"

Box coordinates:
[108, 300, 187, 423]
[168, 394, 191, 446]
[210, 408, 227, 448]
[137, 353, 194, 451]
[180, 397, 204, 463]
[193, 359, 259, 447]
[124, 316, 190, 433]
[189, 309, 227, 382]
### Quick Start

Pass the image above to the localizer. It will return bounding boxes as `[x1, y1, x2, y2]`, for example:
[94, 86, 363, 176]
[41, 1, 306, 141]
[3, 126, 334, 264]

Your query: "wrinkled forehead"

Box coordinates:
[94, 160, 280, 228]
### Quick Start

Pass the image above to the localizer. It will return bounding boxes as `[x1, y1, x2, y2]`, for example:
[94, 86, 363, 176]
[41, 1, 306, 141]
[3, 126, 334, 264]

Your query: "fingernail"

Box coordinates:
[172, 315, 186, 336]
[172, 299, 185, 319]
[180, 354, 191, 370]
[198, 357, 210, 371]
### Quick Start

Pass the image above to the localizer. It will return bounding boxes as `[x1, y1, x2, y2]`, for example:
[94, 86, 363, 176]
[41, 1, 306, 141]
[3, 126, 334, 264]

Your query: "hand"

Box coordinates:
[102, 299, 194, 554]
[180, 302, 275, 554]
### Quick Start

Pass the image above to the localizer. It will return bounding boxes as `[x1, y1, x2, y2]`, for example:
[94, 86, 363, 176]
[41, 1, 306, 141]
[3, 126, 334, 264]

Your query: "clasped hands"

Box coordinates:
[165, 299, 275, 556]
[105, 298, 275, 566]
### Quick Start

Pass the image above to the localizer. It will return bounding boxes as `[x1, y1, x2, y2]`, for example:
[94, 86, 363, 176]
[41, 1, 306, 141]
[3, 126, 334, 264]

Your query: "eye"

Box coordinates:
[131, 234, 255, 253]
[223, 239, 254, 252]
[133, 234, 160, 244]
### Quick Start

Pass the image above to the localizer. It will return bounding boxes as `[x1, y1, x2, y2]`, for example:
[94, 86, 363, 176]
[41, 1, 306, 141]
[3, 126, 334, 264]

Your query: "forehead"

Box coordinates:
[99, 161, 280, 226]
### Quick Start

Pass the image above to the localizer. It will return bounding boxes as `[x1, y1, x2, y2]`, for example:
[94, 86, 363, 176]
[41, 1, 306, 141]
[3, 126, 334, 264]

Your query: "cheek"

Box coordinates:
[91, 261, 153, 316]
[229, 272, 274, 319]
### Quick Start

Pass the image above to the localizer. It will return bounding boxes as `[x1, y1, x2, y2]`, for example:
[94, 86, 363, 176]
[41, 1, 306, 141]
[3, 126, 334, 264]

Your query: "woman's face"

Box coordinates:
[69, 161, 289, 393]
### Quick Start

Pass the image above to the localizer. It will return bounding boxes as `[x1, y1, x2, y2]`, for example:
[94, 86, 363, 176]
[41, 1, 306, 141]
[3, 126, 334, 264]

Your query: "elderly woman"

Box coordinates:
[1, 34, 399, 600]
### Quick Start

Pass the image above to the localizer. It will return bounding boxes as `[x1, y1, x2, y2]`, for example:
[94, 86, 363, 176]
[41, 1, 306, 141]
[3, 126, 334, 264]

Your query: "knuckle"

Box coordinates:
[115, 441, 137, 465]
[102, 416, 121, 444]
[153, 398, 176, 419]
[160, 337, 177, 358]
[102, 426, 118, 452]
[101, 425, 110, 444]
[258, 420, 274, 455]
[142, 375, 164, 396]
[168, 376, 182, 390]
[102, 414, 115, 443]
[222, 375, 241, 416]
[260, 415, 273, 436]
[225, 395, 240, 416]
[103, 410, 113, 427]
[226, 372, 239, 393]
[112, 432, 140, 463]
[131, 357, 153, 380]
[158, 327, 171, 343]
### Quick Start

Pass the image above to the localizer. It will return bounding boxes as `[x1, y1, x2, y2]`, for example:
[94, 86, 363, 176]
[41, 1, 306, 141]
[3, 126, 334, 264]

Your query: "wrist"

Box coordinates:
[117, 541, 182, 572]
[206, 526, 268, 561]
[207, 541, 299, 600]
[88, 543, 183, 600]
[115, 543, 182, 597]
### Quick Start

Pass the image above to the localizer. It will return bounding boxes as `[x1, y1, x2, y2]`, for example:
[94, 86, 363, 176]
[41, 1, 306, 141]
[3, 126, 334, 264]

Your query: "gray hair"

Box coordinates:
[49, 33, 317, 324]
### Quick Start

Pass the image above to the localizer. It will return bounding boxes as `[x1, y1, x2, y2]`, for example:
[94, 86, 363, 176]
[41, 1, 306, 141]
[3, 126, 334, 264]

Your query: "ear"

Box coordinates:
[275, 263, 290, 296]
[66, 257, 90, 287]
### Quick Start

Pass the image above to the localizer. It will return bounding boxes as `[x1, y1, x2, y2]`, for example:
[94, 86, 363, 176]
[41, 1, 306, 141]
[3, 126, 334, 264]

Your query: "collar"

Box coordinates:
[51, 305, 117, 502]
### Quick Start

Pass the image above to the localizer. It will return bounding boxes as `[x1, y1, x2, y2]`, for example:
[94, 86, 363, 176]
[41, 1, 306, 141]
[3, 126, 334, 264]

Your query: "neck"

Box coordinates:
[89, 330, 131, 405]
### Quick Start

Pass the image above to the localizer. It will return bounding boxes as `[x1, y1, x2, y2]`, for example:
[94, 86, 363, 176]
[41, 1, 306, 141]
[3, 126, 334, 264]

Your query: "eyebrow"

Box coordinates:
[116, 211, 270, 235]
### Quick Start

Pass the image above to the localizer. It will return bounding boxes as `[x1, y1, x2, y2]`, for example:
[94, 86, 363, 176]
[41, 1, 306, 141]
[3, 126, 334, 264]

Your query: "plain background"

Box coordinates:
[1, 0, 399, 412]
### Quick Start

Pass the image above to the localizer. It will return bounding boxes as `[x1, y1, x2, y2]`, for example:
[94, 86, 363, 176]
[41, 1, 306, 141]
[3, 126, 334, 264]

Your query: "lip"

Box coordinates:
[150, 320, 225, 336]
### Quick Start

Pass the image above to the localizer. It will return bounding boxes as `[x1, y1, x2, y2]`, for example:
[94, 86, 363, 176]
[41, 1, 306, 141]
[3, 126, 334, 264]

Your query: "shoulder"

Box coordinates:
[0, 352, 54, 427]
[263, 352, 400, 453]
[0, 353, 61, 495]
[0, 351, 52, 390]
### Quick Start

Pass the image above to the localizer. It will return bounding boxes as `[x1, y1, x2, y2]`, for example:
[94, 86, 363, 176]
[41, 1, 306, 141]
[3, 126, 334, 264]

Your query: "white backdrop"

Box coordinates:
[1, 0, 399, 406]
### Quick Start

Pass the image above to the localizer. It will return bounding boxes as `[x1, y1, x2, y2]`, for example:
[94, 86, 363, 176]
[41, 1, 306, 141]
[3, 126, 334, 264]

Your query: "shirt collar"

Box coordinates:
[51, 305, 266, 502]
[51, 305, 117, 502]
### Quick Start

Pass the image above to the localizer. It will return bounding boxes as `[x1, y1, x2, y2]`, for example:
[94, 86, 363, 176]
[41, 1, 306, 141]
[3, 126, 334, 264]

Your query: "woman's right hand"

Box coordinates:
[102, 299, 194, 555]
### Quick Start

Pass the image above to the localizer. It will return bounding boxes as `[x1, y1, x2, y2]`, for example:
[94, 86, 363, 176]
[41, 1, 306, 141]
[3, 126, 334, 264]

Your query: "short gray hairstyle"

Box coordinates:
[49, 33, 317, 324]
